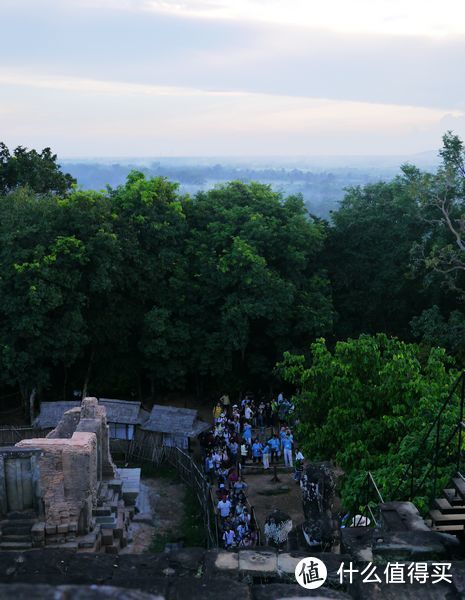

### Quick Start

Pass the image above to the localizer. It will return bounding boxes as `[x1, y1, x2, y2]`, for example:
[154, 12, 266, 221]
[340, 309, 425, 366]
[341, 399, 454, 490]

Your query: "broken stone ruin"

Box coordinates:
[301, 461, 338, 550]
[0, 397, 140, 553]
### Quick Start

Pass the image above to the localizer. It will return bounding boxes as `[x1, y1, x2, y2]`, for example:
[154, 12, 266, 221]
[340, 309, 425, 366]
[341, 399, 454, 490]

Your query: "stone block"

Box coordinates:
[214, 551, 239, 572]
[101, 529, 114, 546]
[68, 522, 78, 533]
[277, 553, 300, 575]
[31, 522, 45, 540]
[45, 525, 57, 536]
[238, 550, 277, 574]
[57, 524, 68, 534]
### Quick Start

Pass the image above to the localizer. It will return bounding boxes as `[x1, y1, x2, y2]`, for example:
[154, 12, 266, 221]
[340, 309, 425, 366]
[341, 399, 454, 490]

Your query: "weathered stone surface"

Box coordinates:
[380, 502, 430, 533]
[171, 577, 250, 600]
[253, 583, 352, 599]
[214, 550, 239, 572]
[340, 527, 374, 562]
[0, 584, 165, 599]
[17, 433, 97, 529]
[239, 549, 277, 573]
[277, 552, 301, 574]
[373, 530, 451, 561]
[349, 577, 453, 599]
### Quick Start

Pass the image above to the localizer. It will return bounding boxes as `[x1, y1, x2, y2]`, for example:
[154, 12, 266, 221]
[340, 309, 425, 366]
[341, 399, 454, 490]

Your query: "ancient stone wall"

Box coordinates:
[16, 432, 97, 530]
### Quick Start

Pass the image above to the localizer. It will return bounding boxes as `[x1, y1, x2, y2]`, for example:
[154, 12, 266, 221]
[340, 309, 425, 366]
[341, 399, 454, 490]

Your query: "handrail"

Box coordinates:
[367, 471, 384, 504]
[391, 370, 465, 501]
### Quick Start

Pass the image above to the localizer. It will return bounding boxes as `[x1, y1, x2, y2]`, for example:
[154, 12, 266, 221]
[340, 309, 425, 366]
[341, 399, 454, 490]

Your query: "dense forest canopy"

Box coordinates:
[1, 133, 465, 506]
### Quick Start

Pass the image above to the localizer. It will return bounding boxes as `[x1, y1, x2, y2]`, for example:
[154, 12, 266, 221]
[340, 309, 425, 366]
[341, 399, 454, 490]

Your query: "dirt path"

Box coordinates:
[243, 468, 304, 538]
[122, 476, 186, 554]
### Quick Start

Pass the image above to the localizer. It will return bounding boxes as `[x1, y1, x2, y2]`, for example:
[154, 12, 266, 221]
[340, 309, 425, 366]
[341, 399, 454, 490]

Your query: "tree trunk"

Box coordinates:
[63, 365, 68, 401]
[82, 348, 95, 400]
[29, 388, 37, 425]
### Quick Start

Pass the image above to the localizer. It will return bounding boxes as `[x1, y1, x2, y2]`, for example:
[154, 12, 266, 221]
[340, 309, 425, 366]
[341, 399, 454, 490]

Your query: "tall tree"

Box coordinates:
[278, 335, 460, 510]
[326, 173, 429, 339]
[0, 143, 75, 195]
[183, 181, 334, 392]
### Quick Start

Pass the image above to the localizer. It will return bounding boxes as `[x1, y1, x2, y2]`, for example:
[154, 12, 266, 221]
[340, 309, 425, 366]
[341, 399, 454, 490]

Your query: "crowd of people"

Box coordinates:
[199, 392, 305, 549]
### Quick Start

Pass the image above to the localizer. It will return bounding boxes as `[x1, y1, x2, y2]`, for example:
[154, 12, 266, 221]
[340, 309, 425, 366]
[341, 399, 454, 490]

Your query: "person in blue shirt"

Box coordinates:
[267, 434, 281, 463]
[282, 435, 293, 467]
[251, 439, 262, 463]
[243, 422, 252, 444]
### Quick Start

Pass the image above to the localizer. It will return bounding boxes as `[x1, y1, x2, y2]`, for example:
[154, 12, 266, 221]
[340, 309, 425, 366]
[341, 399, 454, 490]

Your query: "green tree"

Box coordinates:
[182, 181, 334, 392]
[326, 173, 428, 339]
[278, 334, 460, 509]
[0, 143, 75, 195]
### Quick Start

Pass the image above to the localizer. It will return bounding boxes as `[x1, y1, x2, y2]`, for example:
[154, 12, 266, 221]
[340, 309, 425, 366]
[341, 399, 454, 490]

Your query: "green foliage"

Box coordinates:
[0, 170, 334, 403]
[182, 181, 334, 390]
[278, 335, 460, 509]
[0, 142, 75, 195]
[325, 175, 428, 339]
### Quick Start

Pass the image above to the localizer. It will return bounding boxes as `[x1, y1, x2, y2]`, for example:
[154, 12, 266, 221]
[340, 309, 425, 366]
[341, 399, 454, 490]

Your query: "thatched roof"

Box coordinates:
[142, 404, 210, 437]
[34, 401, 80, 429]
[98, 398, 146, 425]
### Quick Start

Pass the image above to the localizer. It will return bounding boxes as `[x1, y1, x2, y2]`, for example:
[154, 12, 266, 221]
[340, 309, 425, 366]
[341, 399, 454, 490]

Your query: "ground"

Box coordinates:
[243, 467, 304, 539]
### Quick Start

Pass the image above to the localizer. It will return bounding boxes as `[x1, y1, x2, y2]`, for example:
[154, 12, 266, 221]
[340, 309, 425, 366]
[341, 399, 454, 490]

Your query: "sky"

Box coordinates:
[1, 0, 465, 157]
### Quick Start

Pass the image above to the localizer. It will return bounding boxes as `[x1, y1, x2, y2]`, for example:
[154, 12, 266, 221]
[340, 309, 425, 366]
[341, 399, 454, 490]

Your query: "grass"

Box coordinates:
[180, 488, 207, 548]
[148, 485, 206, 552]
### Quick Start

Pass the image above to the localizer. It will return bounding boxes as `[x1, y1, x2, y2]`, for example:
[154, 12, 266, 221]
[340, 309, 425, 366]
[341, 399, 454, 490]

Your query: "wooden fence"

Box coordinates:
[0, 426, 51, 446]
[128, 435, 218, 548]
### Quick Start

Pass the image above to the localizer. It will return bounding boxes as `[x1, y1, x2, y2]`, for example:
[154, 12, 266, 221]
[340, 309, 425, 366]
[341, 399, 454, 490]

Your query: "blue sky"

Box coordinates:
[1, 0, 465, 157]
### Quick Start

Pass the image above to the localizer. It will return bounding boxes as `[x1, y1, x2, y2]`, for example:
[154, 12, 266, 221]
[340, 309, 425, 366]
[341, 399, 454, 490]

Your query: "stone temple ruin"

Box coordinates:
[0, 397, 139, 552]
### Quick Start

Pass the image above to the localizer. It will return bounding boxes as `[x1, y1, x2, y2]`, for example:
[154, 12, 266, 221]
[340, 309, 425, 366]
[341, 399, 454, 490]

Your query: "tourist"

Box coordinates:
[257, 401, 265, 428]
[251, 438, 262, 464]
[283, 435, 293, 467]
[240, 441, 249, 466]
[267, 434, 280, 463]
[218, 496, 232, 523]
[262, 442, 270, 470]
[222, 525, 235, 549]
[233, 476, 248, 496]
[294, 448, 304, 483]
[243, 421, 252, 445]
[213, 402, 222, 423]
[228, 438, 239, 464]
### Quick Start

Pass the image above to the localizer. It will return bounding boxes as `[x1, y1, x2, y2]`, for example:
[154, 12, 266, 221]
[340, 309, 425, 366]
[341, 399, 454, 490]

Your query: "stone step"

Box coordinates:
[0, 541, 33, 550]
[104, 537, 121, 554]
[435, 497, 465, 514]
[92, 507, 112, 517]
[429, 509, 465, 526]
[78, 531, 99, 549]
[444, 488, 465, 506]
[95, 515, 116, 525]
[1, 524, 33, 535]
[5, 511, 36, 521]
[432, 524, 465, 533]
[1, 534, 32, 543]
[451, 477, 465, 502]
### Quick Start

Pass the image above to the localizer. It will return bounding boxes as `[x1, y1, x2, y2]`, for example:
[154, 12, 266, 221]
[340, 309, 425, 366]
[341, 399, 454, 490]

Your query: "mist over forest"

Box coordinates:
[61, 152, 439, 218]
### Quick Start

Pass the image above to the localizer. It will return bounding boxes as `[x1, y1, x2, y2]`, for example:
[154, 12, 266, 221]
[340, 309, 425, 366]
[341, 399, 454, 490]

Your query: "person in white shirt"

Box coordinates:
[222, 526, 235, 548]
[218, 498, 232, 521]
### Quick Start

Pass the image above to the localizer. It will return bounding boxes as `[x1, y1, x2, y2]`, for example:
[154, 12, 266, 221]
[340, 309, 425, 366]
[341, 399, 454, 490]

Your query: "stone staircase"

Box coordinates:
[429, 473, 465, 534]
[0, 513, 36, 550]
[91, 478, 135, 554]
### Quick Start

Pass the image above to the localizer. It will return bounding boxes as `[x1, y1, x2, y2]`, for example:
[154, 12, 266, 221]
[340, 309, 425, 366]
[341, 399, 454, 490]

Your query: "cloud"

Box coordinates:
[1, 69, 463, 156]
[67, 0, 465, 37]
